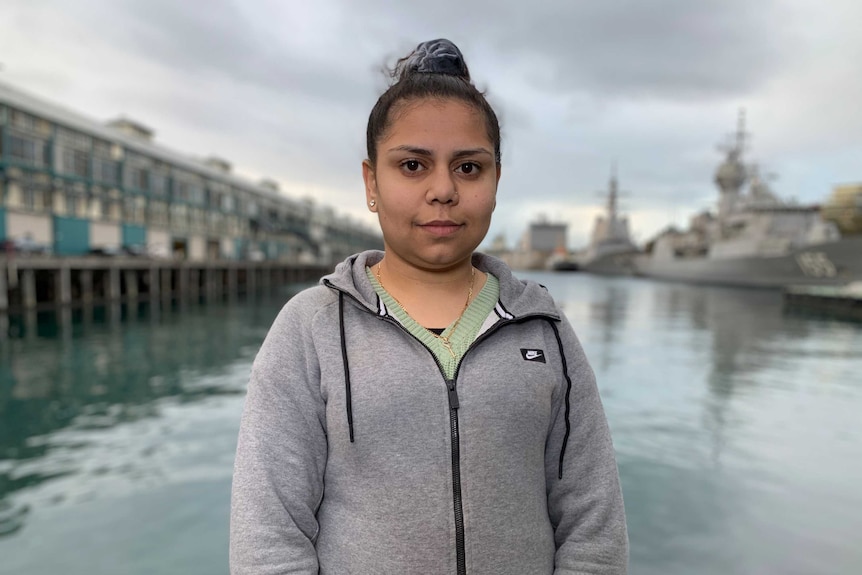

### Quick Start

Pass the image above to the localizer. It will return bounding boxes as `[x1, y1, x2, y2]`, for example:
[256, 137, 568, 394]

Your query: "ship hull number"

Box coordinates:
[796, 251, 838, 278]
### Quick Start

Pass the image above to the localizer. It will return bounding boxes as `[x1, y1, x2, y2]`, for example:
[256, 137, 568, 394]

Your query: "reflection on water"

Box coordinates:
[0, 293, 301, 542]
[528, 273, 862, 575]
[1, 275, 861, 574]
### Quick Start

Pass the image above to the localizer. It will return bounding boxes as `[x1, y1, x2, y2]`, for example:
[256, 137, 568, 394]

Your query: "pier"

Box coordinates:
[783, 282, 862, 320]
[0, 256, 329, 313]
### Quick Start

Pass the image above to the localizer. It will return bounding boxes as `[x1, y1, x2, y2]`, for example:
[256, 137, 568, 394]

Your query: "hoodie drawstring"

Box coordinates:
[339, 292, 355, 442]
[548, 320, 572, 479]
[337, 285, 568, 468]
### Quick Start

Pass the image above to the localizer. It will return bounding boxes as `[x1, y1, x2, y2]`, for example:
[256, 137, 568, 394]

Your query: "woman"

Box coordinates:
[230, 39, 628, 575]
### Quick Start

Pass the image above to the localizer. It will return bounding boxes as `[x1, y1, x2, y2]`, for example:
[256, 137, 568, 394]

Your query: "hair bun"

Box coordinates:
[399, 39, 470, 81]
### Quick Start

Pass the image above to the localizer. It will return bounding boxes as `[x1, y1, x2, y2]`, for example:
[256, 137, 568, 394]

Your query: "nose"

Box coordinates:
[426, 166, 459, 205]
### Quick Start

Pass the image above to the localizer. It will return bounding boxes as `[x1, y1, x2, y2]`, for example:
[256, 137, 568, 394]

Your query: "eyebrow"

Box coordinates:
[387, 145, 494, 159]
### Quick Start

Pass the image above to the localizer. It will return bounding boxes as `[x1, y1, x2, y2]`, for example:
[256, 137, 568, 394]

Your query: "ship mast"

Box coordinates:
[607, 161, 619, 225]
[714, 109, 750, 225]
[734, 109, 747, 156]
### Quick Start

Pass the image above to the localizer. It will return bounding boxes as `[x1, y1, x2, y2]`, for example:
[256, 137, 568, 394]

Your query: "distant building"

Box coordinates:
[498, 217, 567, 270]
[821, 183, 862, 235]
[526, 219, 567, 253]
[0, 80, 381, 262]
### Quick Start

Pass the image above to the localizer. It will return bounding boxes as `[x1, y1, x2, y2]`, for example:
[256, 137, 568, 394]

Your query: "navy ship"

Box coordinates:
[634, 111, 862, 288]
[578, 167, 641, 275]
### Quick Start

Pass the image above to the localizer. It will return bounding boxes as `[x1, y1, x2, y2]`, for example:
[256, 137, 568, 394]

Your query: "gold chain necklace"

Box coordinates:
[375, 262, 475, 360]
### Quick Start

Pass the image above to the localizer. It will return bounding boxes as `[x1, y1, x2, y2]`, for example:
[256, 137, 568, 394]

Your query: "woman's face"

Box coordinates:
[363, 98, 501, 272]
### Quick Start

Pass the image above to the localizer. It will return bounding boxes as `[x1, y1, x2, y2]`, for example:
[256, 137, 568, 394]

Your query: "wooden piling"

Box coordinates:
[149, 266, 160, 300]
[57, 265, 72, 306]
[247, 265, 257, 296]
[189, 269, 200, 302]
[179, 267, 189, 303]
[80, 269, 93, 306]
[0, 264, 7, 313]
[161, 266, 172, 301]
[22, 269, 36, 309]
[109, 267, 121, 301]
[228, 267, 238, 302]
[124, 270, 138, 301]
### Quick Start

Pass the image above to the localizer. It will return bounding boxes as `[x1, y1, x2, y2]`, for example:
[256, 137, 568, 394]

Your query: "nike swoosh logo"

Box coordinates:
[520, 349, 546, 363]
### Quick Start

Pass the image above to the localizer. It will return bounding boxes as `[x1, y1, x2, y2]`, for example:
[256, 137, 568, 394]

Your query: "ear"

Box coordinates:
[493, 163, 502, 211]
[362, 159, 378, 212]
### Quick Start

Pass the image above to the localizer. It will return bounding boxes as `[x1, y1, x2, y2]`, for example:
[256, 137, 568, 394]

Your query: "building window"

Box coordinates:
[170, 204, 188, 228]
[60, 147, 90, 178]
[87, 196, 101, 219]
[174, 180, 188, 202]
[22, 187, 36, 210]
[93, 157, 118, 185]
[124, 196, 146, 224]
[129, 168, 149, 191]
[150, 172, 167, 196]
[8, 133, 45, 166]
[188, 184, 205, 205]
[221, 193, 235, 212]
[93, 140, 111, 158]
[21, 186, 47, 212]
[67, 193, 77, 216]
[147, 200, 168, 227]
[56, 128, 91, 150]
[10, 110, 37, 132]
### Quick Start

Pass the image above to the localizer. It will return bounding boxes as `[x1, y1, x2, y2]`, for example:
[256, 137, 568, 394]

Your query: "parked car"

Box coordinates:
[88, 246, 122, 257]
[3, 236, 52, 255]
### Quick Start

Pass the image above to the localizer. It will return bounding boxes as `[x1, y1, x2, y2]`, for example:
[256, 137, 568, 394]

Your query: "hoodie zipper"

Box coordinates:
[325, 280, 556, 575]
[445, 378, 466, 575]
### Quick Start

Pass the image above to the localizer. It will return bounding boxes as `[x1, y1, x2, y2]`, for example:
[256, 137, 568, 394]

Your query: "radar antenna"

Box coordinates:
[718, 108, 749, 159]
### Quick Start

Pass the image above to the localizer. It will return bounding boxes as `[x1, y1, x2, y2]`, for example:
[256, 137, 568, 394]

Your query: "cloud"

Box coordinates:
[343, 0, 790, 99]
[2, 0, 860, 250]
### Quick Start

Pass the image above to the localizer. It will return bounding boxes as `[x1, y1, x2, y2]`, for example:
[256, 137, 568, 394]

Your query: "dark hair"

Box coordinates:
[366, 39, 502, 166]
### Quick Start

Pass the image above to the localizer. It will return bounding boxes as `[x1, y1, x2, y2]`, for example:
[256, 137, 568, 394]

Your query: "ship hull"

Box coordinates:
[633, 236, 862, 288]
[580, 251, 639, 276]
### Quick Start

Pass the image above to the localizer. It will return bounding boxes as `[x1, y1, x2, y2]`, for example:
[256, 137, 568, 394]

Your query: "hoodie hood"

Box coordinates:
[321, 250, 561, 322]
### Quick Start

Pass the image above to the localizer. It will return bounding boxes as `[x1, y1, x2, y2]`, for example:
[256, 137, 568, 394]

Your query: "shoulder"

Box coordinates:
[285, 283, 338, 310]
[272, 284, 339, 332]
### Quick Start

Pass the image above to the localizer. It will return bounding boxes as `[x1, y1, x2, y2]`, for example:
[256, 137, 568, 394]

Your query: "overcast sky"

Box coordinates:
[2, 0, 860, 248]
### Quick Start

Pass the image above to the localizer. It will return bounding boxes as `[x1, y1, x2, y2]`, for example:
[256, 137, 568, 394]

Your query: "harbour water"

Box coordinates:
[1, 273, 861, 574]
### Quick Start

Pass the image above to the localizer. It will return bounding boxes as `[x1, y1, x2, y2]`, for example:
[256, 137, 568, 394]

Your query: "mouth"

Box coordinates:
[418, 220, 463, 236]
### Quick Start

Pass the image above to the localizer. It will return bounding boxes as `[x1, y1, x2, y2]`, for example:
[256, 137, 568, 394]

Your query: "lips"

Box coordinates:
[419, 220, 463, 236]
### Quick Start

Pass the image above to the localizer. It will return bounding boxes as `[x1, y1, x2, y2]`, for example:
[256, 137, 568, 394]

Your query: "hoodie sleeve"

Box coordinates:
[230, 295, 329, 575]
[545, 311, 629, 575]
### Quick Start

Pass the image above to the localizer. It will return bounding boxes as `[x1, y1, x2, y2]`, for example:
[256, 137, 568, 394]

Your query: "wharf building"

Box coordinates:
[0, 80, 381, 264]
[487, 218, 568, 271]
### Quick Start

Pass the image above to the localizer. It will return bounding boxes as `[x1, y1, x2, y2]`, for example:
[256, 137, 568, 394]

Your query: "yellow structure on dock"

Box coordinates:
[821, 184, 862, 236]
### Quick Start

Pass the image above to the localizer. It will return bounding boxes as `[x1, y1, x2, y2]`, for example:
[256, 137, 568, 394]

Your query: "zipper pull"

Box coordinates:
[446, 380, 459, 410]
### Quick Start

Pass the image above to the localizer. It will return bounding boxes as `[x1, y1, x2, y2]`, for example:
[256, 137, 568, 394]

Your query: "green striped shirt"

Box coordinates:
[366, 267, 500, 379]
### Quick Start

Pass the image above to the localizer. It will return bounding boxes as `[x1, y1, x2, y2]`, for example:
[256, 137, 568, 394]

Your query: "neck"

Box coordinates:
[380, 254, 474, 286]
[375, 255, 485, 328]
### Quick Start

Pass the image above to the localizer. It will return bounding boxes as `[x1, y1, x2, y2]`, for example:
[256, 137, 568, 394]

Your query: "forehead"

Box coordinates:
[384, 98, 490, 147]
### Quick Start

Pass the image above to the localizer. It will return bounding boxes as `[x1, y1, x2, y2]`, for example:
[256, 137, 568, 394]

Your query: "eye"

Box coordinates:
[455, 162, 480, 175]
[400, 159, 424, 173]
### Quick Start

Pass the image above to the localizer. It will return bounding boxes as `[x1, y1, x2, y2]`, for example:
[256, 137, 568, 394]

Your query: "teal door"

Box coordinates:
[53, 216, 90, 255]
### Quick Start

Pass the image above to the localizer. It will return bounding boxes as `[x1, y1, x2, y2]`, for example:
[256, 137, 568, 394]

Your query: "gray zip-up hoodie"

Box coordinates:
[230, 251, 628, 575]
